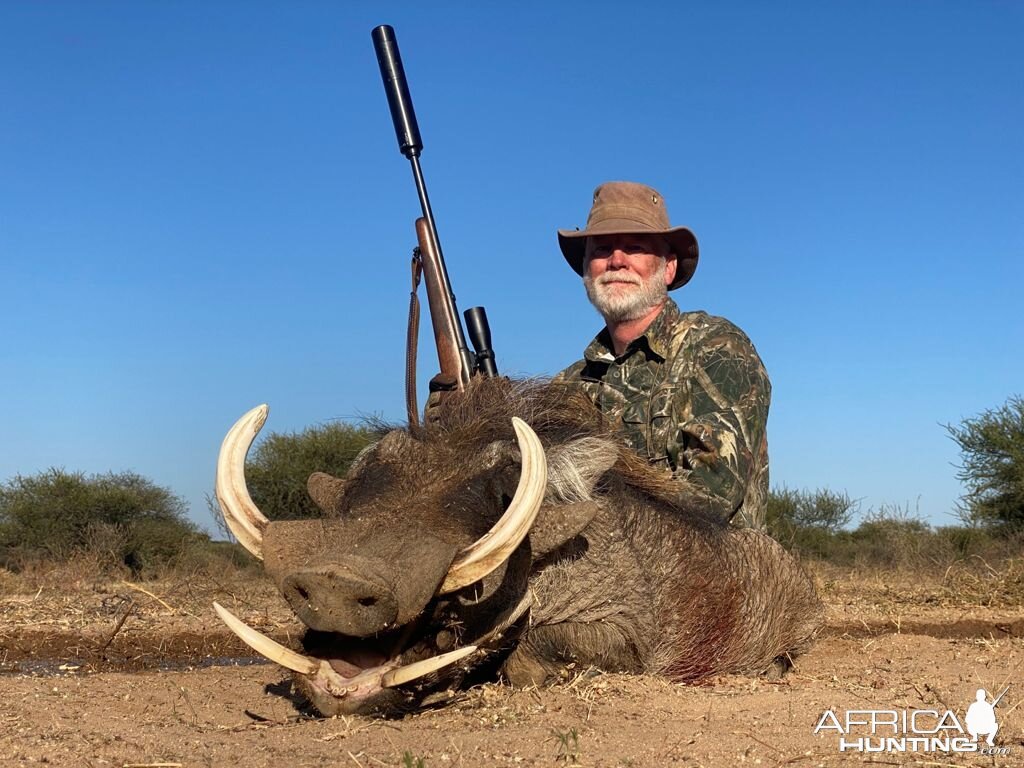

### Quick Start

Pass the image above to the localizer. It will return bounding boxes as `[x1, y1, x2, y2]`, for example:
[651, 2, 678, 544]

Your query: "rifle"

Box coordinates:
[371, 25, 497, 423]
[991, 686, 1009, 707]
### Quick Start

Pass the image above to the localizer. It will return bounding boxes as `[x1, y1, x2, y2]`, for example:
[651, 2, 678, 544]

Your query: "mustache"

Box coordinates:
[595, 273, 642, 286]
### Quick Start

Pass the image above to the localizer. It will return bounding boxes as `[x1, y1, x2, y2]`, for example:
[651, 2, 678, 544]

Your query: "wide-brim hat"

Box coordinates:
[558, 181, 699, 290]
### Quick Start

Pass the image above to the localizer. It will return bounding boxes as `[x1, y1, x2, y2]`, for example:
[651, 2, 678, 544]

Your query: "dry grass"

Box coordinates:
[0, 557, 285, 640]
[803, 554, 1024, 617]
[941, 555, 1024, 608]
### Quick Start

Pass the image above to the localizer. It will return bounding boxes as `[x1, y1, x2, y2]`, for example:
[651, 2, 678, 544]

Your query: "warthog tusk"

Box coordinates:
[216, 405, 271, 560]
[380, 645, 479, 688]
[474, 591, 533, 647]
[213, 601, 319, 676]
[214, 601, 478, 696]
[438, 417, 548, 594]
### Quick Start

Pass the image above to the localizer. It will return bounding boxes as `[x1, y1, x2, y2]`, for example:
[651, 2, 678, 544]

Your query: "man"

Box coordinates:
[555, 181, 770, 528]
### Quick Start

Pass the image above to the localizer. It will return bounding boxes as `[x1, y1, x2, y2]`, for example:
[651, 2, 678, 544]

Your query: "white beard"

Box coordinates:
[583, 261, 668, 322]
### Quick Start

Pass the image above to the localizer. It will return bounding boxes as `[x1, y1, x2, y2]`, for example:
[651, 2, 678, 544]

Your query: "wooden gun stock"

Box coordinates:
[416, 217, 472, 391]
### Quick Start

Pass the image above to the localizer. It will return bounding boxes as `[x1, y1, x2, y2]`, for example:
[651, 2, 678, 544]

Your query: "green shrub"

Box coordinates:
[842, 504, 932, 567]
[932, 524, 999, 559]
[0, 469, 202, 572]
[764, 483, 1024, 569]
[766, 486, 858, 556]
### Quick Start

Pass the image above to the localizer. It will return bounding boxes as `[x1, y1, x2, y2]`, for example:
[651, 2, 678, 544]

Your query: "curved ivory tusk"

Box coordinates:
[216, 404, 271, 560]
[213, 601, 319, 675]
[216, 600, 478, 694]
[474, 591, 533, 647]
[380, 645, 478, 688]
[438, 417, 547, 594]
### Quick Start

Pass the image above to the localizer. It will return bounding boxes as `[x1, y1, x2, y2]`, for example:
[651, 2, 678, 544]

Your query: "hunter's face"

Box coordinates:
[583, 234, 677, 322]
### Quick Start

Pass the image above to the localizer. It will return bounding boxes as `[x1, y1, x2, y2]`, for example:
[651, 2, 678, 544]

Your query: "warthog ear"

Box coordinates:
[544, 437, 618, 504]
[307, 472, 348, 516]
[525, 436, 617, 558]
[529, 501, 600, 558]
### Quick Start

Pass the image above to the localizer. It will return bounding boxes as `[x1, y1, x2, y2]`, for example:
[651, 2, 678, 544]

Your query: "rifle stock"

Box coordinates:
[416, 217, 471, 390]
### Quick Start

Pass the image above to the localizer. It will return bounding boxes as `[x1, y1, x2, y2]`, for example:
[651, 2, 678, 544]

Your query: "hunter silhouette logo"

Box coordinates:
[813, 684, 1012, 755]
[966, 687, 1007, 746]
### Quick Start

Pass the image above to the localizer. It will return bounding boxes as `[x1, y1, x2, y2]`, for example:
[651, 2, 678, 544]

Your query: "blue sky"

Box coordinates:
[2, 1, 1021, 533]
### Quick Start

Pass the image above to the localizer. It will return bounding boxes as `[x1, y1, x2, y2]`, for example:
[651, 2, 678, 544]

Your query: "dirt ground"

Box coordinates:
[1, 562, 1021, 767]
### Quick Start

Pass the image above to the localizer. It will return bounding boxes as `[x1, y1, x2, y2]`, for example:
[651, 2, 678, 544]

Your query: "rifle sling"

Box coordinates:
[406, 249, 423, 428]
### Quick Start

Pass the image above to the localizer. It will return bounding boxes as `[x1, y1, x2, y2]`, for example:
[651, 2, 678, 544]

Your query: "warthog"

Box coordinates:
[214, 379, 822, 716]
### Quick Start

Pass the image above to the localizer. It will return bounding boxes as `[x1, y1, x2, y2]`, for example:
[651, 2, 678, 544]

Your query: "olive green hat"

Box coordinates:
[558, 181, 699, 290]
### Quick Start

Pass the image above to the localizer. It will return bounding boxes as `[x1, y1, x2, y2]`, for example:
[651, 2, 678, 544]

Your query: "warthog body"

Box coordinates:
[217, 379, 822, 716]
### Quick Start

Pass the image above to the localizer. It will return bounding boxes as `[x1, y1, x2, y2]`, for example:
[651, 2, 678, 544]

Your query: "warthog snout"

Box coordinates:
[281, 561, 399, 636]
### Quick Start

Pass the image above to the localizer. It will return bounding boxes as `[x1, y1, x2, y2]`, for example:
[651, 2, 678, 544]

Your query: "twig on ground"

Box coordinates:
[120, 581, 175, 612]
[772, 751, 816, 766]
[98, 600, 136, 654]
[732, 730, 783, 756]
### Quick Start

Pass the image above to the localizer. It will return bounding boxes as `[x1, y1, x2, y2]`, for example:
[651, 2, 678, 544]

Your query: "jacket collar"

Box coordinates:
[583, 297, 680, 364]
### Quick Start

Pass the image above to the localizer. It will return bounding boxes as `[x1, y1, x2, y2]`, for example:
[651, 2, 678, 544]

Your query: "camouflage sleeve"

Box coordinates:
[665, 320, 770, 522]
[551, 358, 586, 385]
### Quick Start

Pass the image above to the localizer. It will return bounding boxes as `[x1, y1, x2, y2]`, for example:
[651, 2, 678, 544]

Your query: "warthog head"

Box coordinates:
[214, 381, 634, 715]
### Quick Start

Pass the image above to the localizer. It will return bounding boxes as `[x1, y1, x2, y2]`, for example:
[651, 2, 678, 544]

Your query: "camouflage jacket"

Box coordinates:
[555, 298, 770, 528]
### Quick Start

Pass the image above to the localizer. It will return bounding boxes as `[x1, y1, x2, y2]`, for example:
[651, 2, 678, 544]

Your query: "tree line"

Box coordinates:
[2, 395, 1021, 575]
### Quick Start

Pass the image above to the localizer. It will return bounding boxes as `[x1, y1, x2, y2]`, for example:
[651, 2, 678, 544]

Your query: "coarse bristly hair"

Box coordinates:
[415, 378, 823, 681]
[412, 377, 709, 511]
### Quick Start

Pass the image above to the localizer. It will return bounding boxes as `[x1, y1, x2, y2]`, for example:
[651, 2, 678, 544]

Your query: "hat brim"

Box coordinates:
[558, 224, 699, 290]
